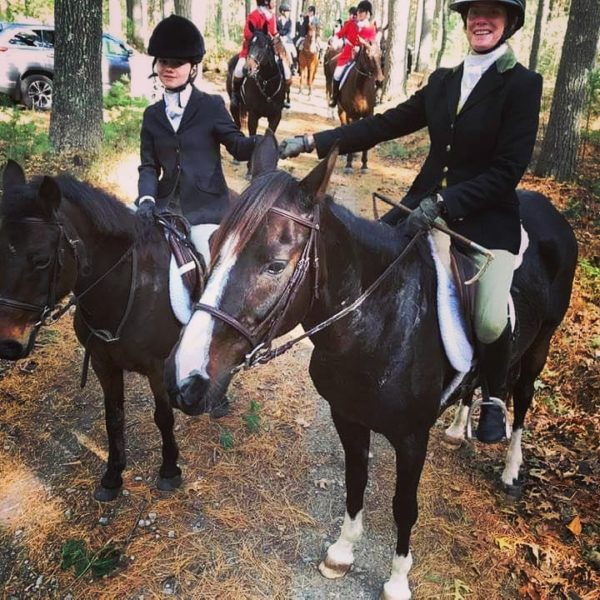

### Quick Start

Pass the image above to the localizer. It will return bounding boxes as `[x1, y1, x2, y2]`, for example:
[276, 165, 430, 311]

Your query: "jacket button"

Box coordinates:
[443, 166, 449, 173]
[446, 145, 451, 152]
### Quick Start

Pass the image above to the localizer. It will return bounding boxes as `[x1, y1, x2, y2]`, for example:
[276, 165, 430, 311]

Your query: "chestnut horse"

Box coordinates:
[164, 134, 577, 599]
[336, 37, 384, 173]
[298, 23, 319, 97]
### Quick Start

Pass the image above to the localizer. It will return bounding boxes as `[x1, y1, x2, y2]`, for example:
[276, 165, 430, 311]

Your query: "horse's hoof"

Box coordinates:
[157, 474, 183, 491]
[502, 480, 523, 499]
[343, 167, 353, 175]
[442, 433, 464, 449]
[94, 485, 121, 502]
[360, 166, 369, 174]
[318, 558, 352, 579]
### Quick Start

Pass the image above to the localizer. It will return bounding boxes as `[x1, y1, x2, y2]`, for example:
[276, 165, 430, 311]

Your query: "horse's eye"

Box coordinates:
[31, 254, 52, 270]
[265, 260, 287, 275]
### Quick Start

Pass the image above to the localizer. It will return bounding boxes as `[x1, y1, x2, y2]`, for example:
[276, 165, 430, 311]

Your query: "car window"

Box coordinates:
[40, 29, 55, 47]
[9, 30, 43, 47]
[103, 36, 129, 57]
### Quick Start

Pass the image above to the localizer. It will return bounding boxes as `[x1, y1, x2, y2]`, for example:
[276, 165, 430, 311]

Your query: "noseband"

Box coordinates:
[194, 205, 320, 364]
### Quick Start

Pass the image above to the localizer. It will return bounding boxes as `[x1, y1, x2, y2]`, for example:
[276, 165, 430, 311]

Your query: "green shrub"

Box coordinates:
[0, 109, 50, 166]
[102, 106, 144, 153]
[103, 79, 148, 110]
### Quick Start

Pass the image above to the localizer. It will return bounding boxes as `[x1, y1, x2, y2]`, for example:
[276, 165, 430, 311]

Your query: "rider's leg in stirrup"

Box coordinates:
[330, 65, 344, 107]
[231, 56, 246, 109]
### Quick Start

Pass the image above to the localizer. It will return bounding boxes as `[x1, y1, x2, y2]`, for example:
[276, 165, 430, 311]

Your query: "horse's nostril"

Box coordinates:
[177, 374, 211, 414]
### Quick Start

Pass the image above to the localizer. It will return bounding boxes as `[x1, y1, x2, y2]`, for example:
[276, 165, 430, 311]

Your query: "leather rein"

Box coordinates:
[192, 205, 424, 374]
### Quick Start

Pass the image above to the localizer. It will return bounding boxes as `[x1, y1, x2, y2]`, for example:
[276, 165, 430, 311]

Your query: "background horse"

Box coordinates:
[298, 22, 319, 97]
[164, 135, 577, 599]
[226, 26, 286, 138]
[323, 44, 341, 117]
[0, 161, 219, 502]
[336, 37, 384, 173]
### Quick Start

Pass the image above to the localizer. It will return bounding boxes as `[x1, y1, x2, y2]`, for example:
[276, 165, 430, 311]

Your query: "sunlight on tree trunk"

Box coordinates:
[174, 0, 191, 19]
[416, 0, 435, 73]
[49, 0, 103, 160]
[528, 0, 545, 72]
[534, 0, 600, 181]
[382, 0, 411, 102]
[435, 0, 447, 69]
[413, 0, 424, 71]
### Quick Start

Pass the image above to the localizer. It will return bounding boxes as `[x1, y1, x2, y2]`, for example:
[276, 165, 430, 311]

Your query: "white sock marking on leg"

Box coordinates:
[445, 403, 469, 440]
[326, 510, 364, 566]
[501, 427, 523, 485]
[382, 552, 413, 600]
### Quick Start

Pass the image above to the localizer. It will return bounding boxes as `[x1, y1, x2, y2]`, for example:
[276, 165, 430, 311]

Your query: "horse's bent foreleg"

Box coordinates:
[319, 409, 370, 579]
[92, 357, 126, 501]
[148, 367, 182, 491]
[382, 430, 429, 600]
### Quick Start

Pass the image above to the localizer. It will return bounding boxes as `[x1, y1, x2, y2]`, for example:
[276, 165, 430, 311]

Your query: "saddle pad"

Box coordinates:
[339, 62, 355, 90]
[428, 231, 474, 374]
[169, 224, 218, 325]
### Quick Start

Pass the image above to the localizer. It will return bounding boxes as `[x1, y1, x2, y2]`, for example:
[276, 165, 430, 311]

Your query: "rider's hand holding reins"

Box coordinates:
[136, 198, 158, 222]
[405, 195, 446, 233]
[279, 134, 315, 159]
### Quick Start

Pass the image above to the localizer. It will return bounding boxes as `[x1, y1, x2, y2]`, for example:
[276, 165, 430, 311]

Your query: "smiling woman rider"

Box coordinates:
[279, 0, 542, 444]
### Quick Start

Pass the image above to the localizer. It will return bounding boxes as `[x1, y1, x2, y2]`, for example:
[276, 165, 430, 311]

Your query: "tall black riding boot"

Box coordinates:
[230, 76, 243, 109]
[329, 79, 340, 108]
[476, 325, 512, 443]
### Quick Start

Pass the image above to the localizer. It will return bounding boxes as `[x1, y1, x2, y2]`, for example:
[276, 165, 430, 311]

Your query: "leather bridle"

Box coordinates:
[191, 203, 424, 374]
[194, 205, 320, 364]
[0, 217, 75, 353]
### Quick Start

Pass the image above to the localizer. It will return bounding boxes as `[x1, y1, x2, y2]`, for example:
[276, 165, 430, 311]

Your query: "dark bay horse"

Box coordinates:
[0, 161, 217, 502]
[164, 135, 577, 598]
[298, 23, 319, 97]
[226, 27, 286, 137]
[335, 37, 384, 173]
[323, 44, 341, 117]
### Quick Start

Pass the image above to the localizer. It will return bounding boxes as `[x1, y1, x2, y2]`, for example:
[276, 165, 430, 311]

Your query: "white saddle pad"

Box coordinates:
[339, 63, 355, 90]
[169, 223, 217, 325]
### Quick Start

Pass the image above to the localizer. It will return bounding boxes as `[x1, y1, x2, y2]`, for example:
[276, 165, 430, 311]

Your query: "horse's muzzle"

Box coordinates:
[0, 339, 27, 360]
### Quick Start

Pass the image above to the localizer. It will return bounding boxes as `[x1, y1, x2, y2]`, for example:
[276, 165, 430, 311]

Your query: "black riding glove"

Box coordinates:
[137, 198, 158, 222]
[279, 134, 315, 159]
[405, 195, 446, 234]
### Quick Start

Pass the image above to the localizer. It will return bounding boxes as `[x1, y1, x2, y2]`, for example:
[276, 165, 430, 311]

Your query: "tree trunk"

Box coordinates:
[382, 0, 411, 102]
[162, 0, 174, 17]
[49, 0, 103, 159]
[174, 0, 191, 19]
[127, 0, 147, 50]
[108, 0, 123, 37]
[413, 0, 424, 71]
[416, 0, 435, 73]
[245, 0, 252, 19]
[534, 0, 600, 181]
[435, 0, 447, 69]
[528, 0, 544, 72]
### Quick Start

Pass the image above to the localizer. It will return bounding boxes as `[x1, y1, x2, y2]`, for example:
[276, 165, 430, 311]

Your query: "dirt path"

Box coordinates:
[0, 70, 598, 600]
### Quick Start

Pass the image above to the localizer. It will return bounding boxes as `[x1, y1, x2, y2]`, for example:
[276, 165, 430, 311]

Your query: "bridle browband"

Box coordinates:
[192, 203, 424, 373]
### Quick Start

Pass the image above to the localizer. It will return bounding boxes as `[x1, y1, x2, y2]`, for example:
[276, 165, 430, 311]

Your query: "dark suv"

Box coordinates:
[0, 22, 133, 110]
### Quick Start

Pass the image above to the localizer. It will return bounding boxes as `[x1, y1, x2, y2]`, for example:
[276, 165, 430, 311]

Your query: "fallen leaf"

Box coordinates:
[566, 515, 582, 536]
[495, 536, 515, 552]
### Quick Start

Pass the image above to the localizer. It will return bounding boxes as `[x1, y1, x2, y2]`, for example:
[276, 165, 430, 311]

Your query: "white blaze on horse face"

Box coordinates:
[382, 552, 413, 600]
[501, 427, 523, 485]
[175, 235, 239, 384]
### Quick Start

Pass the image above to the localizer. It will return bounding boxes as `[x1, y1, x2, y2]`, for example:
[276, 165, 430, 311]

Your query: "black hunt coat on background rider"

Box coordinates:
[138, 88, 258, 224]
[313, 51, 542, 254]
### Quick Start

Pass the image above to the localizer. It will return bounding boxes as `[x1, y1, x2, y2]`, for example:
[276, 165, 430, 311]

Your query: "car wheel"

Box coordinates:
[21, 75, 53, 110]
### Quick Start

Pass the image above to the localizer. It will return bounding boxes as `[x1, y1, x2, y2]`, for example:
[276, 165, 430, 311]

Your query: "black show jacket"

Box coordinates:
[314, 52, 543, 253]
[138, 87, 258, 225]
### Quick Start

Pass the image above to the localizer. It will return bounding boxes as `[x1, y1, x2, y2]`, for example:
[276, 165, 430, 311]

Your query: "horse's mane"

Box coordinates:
[210, 170, 302, 266]
[1, 175, 140, 240]
[327, 199, 403, 259]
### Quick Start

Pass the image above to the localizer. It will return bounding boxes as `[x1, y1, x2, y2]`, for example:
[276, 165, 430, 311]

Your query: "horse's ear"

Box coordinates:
[299, 142, 339, 203]
[38, 176, 62, 216]
[250, 130, 279, 178]
[2, 159, 26, 193]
